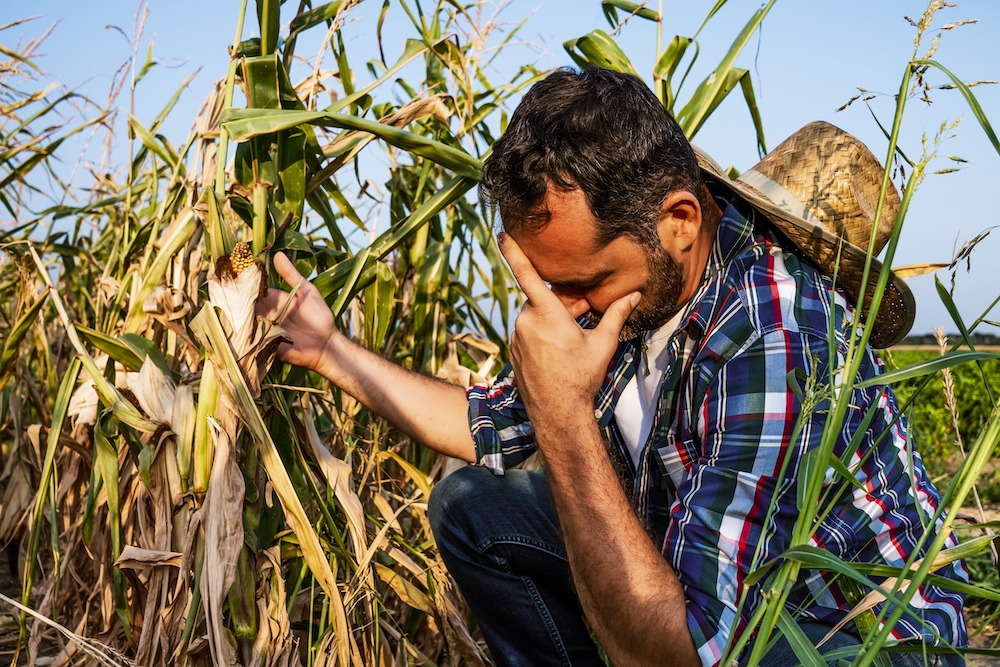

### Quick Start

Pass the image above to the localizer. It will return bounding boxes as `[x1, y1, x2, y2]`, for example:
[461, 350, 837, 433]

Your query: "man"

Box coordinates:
[262, 68, 967, 666]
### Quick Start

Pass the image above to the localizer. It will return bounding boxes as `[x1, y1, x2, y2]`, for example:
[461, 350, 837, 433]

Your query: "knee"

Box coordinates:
[428, 465, 495, 541]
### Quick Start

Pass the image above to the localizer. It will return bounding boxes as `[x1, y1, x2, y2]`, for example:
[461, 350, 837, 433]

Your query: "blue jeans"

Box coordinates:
[427, 466, 965, 667]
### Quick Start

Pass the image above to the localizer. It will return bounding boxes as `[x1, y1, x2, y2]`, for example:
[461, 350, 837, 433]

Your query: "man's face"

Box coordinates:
[509, 184, 685, 341]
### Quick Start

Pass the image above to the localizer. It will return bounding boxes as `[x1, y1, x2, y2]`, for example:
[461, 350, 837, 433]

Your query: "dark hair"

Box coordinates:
[479, 67, 706, 248]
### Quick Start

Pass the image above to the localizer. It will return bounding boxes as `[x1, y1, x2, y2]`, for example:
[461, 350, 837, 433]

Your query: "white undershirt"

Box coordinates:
[614, 310, 684, 468]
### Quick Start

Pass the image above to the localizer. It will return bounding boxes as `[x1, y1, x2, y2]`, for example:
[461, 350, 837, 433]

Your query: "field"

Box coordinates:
[1, 1, 999, 666]
[884, 346, 1000, 654]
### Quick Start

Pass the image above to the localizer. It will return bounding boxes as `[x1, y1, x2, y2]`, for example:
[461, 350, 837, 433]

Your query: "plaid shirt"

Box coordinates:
[466, 190, 968, 666]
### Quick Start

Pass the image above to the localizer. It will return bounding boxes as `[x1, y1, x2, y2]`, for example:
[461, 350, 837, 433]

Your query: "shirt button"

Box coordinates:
[623, 352, 634, 363]
[593, 408, 602, 420]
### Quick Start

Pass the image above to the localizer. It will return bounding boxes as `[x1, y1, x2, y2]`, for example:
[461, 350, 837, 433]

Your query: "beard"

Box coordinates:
[584, 245, 685, 341]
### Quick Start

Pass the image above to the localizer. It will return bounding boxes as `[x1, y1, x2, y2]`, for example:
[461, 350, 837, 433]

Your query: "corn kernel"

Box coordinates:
[229, 242, 255, 276]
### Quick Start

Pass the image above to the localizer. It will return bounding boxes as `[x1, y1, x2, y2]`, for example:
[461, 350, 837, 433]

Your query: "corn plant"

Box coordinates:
[5, 1, 999, 666]
[565, 0, 771, 158]
[1, 1, 538, 664]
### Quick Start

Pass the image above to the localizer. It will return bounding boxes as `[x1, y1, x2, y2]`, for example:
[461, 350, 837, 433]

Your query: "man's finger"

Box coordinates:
[273, 251, 305, 289]
[497, 233, 560, 307]
[594, 292, 641, 340]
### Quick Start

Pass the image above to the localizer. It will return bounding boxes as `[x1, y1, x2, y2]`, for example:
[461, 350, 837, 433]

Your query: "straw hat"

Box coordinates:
[695, 121, 915, 349]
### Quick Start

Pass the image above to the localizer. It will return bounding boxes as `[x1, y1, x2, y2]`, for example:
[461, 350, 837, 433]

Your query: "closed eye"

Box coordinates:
[549, 273, 609, 291]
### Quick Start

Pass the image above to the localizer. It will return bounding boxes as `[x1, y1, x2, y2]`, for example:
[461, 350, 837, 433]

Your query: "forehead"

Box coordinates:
[509, 184, 638, 285]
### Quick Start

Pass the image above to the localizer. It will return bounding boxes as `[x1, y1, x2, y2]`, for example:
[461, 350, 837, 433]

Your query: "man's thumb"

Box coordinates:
[596, 292, 641, 338]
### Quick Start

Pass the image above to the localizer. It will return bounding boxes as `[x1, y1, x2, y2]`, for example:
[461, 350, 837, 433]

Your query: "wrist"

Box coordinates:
[531, 405, 600, 455]
[315, 329, 348, 379]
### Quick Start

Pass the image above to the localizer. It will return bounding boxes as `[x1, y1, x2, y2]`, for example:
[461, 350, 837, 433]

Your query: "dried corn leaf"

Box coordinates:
[374, 563, 433, 614]
[126, 357, 176, 424]
[249, 546, 300, 667]
[893, 262, 950, 279]
[190, 303, 362, 667]
[114, 545, 183, 570]
[301, 396, 367, 556]
[199, 422, 243, 667]
[378, 93, 452, 128]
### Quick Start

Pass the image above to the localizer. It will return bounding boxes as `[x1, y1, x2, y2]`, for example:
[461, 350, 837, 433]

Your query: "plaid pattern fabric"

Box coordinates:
[465, 189, 968, 666]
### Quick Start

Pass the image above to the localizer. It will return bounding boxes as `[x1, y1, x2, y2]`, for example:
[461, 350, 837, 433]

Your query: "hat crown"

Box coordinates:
[695, 121, 914, 348]
[749, 121, 900, 255]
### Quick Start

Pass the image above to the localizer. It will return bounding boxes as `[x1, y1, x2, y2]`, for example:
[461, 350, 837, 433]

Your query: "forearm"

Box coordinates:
[317, 332, 476, 462]
[537, 416, 698, 667]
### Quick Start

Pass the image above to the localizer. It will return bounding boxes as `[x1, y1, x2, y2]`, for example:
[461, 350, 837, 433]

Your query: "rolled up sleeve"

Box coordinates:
[466, 364, 537, 474]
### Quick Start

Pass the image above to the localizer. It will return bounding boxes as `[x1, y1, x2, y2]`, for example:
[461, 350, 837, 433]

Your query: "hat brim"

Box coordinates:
[694, 146, 915, 349]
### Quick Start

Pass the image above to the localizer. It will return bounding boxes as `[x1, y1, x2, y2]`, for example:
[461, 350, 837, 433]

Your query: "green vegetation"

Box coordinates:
[0, 0, 998, 666]
[888, 348, 1000, 487]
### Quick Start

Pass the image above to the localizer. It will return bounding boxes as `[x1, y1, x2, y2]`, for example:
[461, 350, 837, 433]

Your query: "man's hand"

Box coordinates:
[499, 233, 639, 434]
[257, 252, 341, 377]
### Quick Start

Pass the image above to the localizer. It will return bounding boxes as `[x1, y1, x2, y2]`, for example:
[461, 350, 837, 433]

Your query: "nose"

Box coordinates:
[550, 288, 592, 318]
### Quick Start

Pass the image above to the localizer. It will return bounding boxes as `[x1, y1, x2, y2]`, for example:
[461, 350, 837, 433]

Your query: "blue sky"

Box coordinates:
[8, 0, 1000, 335]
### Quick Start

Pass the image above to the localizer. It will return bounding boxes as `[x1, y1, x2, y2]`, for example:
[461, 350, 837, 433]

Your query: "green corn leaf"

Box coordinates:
[675, 0, 775, 139]
[95, 417, 132, 635]
[128, 114, 180, 172]
[313, 175, 477, 299]
[245, 54, 281, 111]
[289, 1, 344, 37]
[602, 0, 660, 24]
[738, 70, 767, 156]
[256, 0, 280, 55]
[563, 30, 641, 78]
[222, 108, 481, 179]
[124, 208, 198, 332]
[133, 41, 158, 87]
[332, 246, 372, 317]
[205, 188, 235, 264]
[328, 182, 366, 230]
[74, 324, 144, 371]
[0, 287, 48, 390]
[376, 0, 390, 65]
[692, 0, 730, 39]
[0, 42, 38, 71]
[305, 190, 350, 248]
[854, 350, 1000, 388]
[327, 38, 430, 114]
[775, 608, 829, 667]
[449, 282, 506, 350]
[364, 261, 395, 352]
[335, 30, 354, 97]
[825, 451, 867, 492]
[120, 333, 175, 380]
[150, 69, 199, 134]
[81, 452, 103, 546]
[275, 126, 306, 227]
[21, 357, 81, 632]
[935, 275, 976, 350]
[747, 545, 938, 625]
[653, 35, 692, 109]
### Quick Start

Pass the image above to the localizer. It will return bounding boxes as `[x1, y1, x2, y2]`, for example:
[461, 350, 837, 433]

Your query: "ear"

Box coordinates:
[656, 190, 703, 254]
